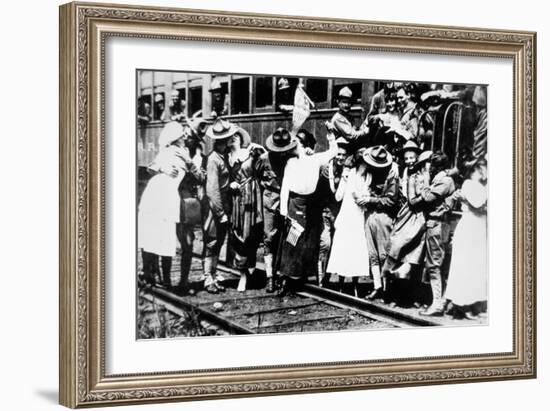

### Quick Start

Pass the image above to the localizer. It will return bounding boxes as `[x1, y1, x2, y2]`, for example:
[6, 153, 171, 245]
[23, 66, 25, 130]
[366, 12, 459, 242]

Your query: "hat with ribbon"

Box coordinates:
[205, 118, 238, 140]
[363, 145, 393, 169]
[158, 121, 185, 147]
[402, 140, 421, 154]
[265, 127, 298, 153]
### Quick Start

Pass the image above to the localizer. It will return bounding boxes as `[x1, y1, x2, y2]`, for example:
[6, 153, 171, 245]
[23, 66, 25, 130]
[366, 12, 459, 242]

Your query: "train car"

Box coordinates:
[136, 71, 481, 173]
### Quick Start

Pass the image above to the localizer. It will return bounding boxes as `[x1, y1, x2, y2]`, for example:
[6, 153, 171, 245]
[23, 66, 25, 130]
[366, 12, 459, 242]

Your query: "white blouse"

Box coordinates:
[280, 136, 338, 216]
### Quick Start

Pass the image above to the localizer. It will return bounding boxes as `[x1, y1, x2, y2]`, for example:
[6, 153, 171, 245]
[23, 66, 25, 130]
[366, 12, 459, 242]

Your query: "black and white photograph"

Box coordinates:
[135, 70, 488, 339]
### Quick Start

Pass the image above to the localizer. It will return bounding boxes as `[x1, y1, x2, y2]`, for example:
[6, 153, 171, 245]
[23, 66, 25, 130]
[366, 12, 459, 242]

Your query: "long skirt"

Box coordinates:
[279, 192, 322, 281]
[326, 188, 370, 278]
[138, 173, 181, 257]
[387, 203, 426, 266]
[230, 179, 263, 269]
[445, 212, 487, 306]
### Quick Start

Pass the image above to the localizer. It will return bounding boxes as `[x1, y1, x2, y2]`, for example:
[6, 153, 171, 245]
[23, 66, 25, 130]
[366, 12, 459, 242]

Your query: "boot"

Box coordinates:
[211, 255, 225, 291]
[265, 277, 276, 293]
[367, 265, 383, 300]
[420, 274, 444, 316]
[203, 257, 218, 294]
[264, 254, 276, 293]
[317, 260, 325, 286]
[161, 256, 172, 289]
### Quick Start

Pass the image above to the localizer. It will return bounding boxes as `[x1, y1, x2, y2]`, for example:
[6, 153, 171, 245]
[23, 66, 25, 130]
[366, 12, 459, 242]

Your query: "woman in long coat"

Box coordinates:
[227, 127, 264, 292]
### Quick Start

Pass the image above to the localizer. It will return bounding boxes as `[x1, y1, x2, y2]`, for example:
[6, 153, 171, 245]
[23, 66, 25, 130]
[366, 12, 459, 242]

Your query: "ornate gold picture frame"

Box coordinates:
[59, 1, 536, 408]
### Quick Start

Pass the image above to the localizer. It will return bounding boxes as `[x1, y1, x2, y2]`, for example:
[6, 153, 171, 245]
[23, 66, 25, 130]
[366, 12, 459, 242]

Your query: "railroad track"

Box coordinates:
[141, 261, 439, 337]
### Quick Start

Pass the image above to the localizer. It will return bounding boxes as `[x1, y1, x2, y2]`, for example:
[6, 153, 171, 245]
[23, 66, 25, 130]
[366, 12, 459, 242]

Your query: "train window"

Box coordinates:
[332, 82, 362, 107]
[232, 77, 250, 115]
[211, 81, 228, 116]
[306, 78, 329, 103]
[255, 76, 274, 109]
[153, 92, 165, 121]
[188, 86, 202, 117]
[276, 77, 299, 111]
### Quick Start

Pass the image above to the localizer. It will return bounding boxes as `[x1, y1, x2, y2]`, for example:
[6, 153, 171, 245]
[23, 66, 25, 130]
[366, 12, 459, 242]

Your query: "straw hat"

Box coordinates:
[402, 140, 421, 154]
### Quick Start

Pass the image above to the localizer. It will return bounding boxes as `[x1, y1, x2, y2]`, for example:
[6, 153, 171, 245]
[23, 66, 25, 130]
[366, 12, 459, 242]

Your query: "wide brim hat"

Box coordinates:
[234, 126, 251, 148]
[205, 118, 239, 140]
[402, 140, 421, 154]
[416, 150, 433, 165]
[363, 145, 393, 169]
[265, 128, 298, 153]
[158, 121, 185, 147]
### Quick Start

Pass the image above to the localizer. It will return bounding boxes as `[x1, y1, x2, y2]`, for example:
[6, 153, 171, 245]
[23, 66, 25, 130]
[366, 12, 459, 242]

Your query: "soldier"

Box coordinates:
[209, 79, 229, 118]
[255, 128, 298, 293]
[174, 118, 208, 295]
[356, 146, 400, 300]
[161, 89, 186, 122]
[330, 86, 369, 150]
[409, 152, 456, 316]
[203, 118, 238, 293]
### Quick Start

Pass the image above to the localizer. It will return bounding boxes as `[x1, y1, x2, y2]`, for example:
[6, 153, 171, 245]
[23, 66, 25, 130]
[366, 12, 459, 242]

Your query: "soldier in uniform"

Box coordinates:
[357, 146, 400, 300]
[203, 118, 238, 293]
[255, 128, 298, 293]
[329, 86, 370, 150]
[174, 118, 208, 295]
[409, 152, 456, 316]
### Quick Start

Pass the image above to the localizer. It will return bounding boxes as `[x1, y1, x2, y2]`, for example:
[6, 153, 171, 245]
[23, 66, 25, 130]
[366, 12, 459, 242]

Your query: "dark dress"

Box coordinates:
[228, 152, 263, 270]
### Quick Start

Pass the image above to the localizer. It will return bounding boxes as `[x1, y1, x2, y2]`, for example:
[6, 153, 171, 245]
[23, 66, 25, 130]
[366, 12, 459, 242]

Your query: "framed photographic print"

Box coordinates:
[59, 1, 537, 408]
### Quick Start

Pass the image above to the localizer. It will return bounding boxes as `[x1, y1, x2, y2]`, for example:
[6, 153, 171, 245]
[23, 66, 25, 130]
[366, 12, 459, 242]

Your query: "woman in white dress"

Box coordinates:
[138, 121, 191, 288]
[444, 158, 488, 318]
[326, 150, 372, 295]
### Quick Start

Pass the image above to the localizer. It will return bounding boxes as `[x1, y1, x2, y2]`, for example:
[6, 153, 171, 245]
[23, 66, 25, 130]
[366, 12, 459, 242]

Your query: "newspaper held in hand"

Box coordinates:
[286, 218, 305, 246]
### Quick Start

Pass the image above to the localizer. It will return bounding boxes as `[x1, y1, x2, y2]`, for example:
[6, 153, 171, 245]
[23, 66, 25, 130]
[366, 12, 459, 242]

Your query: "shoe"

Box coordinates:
[265, 277, 276, 293]
[464, 312, 479, 320]
[365, 288, 383, 301]
[419, 305, 444, 317]
[213, 281, 226, 292]
[174, 283, 189, 296]
[277, 278, 289, 297]
[205, 284, 219, 294]
[237, 273, 247, 292]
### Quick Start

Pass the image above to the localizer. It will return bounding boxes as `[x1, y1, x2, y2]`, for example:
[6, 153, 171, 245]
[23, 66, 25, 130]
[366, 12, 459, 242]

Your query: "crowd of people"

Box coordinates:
[138, 81, 488, 320]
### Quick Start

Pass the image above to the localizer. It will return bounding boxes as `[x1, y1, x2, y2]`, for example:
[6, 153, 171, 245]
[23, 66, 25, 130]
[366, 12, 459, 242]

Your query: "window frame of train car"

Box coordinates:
[59, 2, 536, 408]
